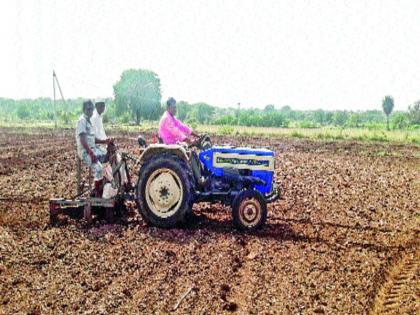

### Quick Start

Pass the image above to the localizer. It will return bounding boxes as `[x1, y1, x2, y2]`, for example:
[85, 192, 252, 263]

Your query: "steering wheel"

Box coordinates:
[179, 134, 213, 150]
[194, 134, 212, 150]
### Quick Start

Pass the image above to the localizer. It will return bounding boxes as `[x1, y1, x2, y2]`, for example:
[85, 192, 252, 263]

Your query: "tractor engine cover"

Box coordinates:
[199, 146, 275, 194]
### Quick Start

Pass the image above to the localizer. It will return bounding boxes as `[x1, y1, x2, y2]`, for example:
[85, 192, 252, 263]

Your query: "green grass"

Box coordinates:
[373, 150, 405, 157]
[290, 131, 305, 138]
[1, 120, 420, 145]
[197, 125, 420, 144]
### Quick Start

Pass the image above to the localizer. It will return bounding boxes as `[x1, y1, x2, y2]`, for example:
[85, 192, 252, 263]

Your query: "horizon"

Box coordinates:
[2, 0, 420, 111]
[2, 94, 412, 114]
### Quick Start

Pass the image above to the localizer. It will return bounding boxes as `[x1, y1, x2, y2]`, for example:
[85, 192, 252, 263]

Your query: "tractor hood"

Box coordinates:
[199, 146, 275, 172]
[199, 146, 276, 194]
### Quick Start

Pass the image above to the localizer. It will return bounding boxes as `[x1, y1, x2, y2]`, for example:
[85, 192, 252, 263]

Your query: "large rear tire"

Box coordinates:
[136, 154, 192, 228]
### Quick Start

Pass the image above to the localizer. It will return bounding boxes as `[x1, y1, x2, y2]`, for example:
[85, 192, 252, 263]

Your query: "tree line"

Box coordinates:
[1, 69, 420, 130]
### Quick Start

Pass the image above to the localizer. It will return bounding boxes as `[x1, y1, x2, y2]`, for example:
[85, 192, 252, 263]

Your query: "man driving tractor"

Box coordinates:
[159, 97, 199, 144]
[76, 100, 113, 197]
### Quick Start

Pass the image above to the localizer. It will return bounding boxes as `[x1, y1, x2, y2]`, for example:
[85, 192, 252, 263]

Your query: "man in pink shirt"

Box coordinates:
[159, 97, 199, 144]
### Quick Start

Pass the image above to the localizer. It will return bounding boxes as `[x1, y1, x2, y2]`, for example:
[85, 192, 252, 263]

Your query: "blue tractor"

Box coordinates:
[49, 135, 278, 230]
[136, 135, 279, 231]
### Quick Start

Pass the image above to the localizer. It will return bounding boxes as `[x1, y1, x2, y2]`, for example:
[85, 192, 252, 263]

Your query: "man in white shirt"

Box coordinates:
[76, 100, 112, 197]
[91, 100, 108, 141]
[91, 100, 128, 189]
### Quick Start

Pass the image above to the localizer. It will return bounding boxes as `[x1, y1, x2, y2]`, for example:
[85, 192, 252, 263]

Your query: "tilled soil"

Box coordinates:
[371, 245, 419, 315]
[0, 128, 419, 315]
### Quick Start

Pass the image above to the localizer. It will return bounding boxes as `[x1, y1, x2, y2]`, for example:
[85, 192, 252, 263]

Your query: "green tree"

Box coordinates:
[188, 103, 215, 123]
[363, 110, 384, 124]
[382, 95, 394, 130]
[264, 104, 275, 112]
[280, 105, 292, 112]
[391, 112, 409, 129]
[332, 111, 349, 126]
[312, 109, 327, 126]
[176, 101, 191, 121]
[215, 114, 237, 125]
[408, 101, 420, 125]
[263, 111, 287, 127]
[57, 110, 72, 124]
[16, 103, 30, 120]
[113, 69, 161, 124]
[347, 113, 362, 128]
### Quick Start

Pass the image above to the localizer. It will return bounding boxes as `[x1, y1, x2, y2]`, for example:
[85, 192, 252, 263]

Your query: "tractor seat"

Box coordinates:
[190, 151, 209, 188]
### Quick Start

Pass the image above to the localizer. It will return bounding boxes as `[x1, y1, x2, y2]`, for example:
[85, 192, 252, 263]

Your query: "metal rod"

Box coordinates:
[77, 156, 81, 196]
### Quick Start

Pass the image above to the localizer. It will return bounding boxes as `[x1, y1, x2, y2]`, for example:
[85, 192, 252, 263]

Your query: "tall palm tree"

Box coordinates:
[382, 96, 394, 130]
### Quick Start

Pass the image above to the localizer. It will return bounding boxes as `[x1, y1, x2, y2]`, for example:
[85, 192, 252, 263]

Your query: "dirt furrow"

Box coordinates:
[371, 244, 419, 315]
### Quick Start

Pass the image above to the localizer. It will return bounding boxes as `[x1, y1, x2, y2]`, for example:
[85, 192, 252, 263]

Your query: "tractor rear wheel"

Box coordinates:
[232, 190, 267, 231]
[136, 154, 192, 228]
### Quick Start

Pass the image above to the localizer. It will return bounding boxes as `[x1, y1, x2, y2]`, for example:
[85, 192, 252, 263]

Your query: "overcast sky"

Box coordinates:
[1, 0, 420, 110]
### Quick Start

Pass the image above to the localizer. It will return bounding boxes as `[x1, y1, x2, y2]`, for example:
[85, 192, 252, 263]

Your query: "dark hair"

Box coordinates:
[95, 101, 105, 107]
[166, 97, 176, 107]
[83, 100, 94, 111]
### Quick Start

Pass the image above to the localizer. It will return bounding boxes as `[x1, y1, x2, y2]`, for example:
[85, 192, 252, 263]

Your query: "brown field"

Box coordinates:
[0, 128, 419, 315]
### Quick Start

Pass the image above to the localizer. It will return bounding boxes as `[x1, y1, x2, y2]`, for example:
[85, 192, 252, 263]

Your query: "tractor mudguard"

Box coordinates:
[139, 144, 189, 165]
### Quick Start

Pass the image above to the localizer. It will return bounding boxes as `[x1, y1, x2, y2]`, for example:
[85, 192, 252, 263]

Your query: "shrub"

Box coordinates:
[298, 120, 317, 128]
[369, 132, 388, 142]
[188, 120, 198, 130]
[120, 112, 131, 124]
[16, 105, 30, 120]
[291, 131, 304, 138]
[391, 112, 409, 129]
[218, 125, 234, 136]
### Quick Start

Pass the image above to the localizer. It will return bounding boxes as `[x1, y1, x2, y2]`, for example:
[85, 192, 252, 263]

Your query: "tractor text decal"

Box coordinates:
[213, 152, 275, 171]
[216, 157, 269, 167]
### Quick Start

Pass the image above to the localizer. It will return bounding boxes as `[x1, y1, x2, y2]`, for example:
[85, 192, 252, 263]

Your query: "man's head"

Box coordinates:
[83, 100, 94, 118]
[166, 97, 176, 116]
[95, 100, 106, 115]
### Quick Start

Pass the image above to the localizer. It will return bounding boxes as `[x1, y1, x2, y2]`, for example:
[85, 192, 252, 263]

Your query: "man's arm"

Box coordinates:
[173, 117, 192, 135]
[80, 133, 97, 163]
[95, 138, 112, 145]
[173, 116, 200, 138]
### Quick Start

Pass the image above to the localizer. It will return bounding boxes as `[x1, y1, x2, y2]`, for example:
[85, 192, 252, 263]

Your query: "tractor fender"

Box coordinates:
[139, 144, 189, 165]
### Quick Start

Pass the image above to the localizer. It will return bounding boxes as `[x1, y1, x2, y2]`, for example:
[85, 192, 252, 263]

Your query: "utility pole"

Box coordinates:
[53, 70, 57, 128]
[52, 70, 67, 128]
[54, 72, 66, 104]
[237, 102, 241, 125]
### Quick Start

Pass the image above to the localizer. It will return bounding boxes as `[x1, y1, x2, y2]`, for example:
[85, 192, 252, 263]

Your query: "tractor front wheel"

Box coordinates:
[232, 190, 267, 231]
[136, 154, 192, 228]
